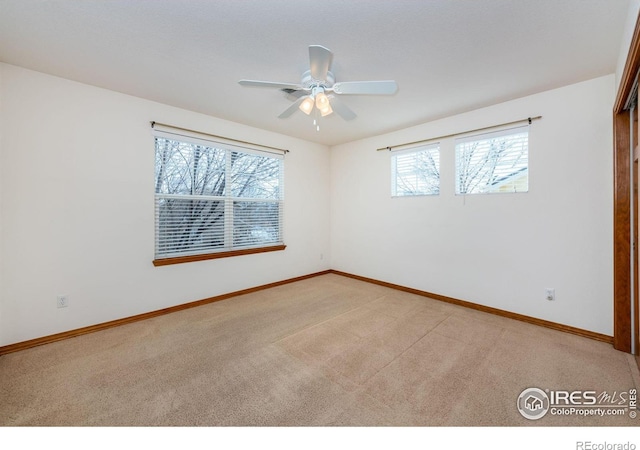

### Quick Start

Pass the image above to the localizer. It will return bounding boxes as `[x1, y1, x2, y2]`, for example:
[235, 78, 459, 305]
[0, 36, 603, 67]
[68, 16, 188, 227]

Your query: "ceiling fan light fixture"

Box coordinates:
[299, 96, 315, 115]
[320, 103, 333, 117]
[315, 91, 330, 110]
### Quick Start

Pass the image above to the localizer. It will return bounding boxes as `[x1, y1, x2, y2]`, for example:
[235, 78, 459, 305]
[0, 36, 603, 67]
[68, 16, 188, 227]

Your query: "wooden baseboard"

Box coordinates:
[328, 270, 614, 344]
[0, 270, 331, 356]
[0, 268, 615, 356]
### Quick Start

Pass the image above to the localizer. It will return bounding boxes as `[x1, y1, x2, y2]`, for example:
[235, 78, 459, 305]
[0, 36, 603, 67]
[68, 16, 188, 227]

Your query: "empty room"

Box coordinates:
[1, 0, 640, 439]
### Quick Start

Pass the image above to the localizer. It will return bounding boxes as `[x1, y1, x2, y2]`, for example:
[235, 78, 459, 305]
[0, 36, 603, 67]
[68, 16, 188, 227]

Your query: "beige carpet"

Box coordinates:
[0, 273, 638, 426]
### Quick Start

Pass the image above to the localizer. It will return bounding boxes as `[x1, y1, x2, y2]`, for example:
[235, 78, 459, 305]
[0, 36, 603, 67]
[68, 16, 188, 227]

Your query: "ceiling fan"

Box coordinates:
[238, 45, 398, 123]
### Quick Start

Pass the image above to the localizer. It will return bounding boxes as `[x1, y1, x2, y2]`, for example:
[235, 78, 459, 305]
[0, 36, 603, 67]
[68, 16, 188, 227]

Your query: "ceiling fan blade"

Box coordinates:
[332, 80, 398, 95]
[281, 88, 307, 100]
[278, 97, 305, 119]
[328, 96, 357, 121]
[239, 79, 304, 90]
[309, 45, 333, 81]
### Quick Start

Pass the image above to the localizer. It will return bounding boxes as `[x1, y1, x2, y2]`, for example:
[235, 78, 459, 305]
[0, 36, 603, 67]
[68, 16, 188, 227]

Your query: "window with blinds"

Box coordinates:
[391, 144, 440, 196]
[455, 125, 529, 194]
[154, 132, 284, 261]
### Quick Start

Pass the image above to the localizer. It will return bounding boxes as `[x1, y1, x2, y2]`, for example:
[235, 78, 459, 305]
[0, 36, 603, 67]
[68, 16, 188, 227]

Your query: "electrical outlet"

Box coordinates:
[57, 295, 69, 308]
[545, 288, 555, 301]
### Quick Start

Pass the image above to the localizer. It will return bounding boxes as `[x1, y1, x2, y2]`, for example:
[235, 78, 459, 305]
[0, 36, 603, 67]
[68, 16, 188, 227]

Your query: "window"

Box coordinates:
[153, 132, 284, 264]
[391, 144, 440, 196]
[455, 125, 529, 194]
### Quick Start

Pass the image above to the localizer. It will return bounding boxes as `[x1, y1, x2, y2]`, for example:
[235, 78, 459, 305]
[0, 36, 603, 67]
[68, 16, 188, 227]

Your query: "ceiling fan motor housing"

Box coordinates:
[301, 70, 335, 89]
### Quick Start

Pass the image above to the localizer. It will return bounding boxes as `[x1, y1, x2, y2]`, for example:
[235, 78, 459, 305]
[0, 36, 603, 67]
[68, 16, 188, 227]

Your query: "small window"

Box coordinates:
[154, 133, 284, 263]
[391, 144, 440, 196]
[455, 125, 529, 194]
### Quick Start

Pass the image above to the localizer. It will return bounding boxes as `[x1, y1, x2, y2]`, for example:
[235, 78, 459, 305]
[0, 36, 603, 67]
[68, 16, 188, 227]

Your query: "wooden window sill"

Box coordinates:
[153, 244, 286, 266]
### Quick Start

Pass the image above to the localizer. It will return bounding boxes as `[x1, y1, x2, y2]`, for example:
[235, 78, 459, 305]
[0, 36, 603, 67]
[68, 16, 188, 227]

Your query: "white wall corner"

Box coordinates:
[329, 75, 615, 336]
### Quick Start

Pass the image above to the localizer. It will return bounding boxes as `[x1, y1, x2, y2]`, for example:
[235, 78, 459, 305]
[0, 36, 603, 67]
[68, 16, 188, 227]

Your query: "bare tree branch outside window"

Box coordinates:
[455, 127, 528, 195]
[392, 145, 440, 196]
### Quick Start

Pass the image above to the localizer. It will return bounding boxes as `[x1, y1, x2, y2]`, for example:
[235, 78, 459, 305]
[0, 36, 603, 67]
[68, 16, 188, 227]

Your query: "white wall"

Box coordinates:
[330, 75, 615, 335]
[0, 63, 331, 346]
[0, 63, 618, 344]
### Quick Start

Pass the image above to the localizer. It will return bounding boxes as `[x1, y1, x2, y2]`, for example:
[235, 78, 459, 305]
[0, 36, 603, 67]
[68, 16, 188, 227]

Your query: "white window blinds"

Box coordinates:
[455, 125, 529, 194]
[391, 144, 440, 196]
[153, 129, 284, 260]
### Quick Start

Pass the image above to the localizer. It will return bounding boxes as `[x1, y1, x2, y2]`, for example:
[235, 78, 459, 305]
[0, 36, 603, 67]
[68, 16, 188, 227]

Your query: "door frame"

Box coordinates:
[613, 10, 640, 356]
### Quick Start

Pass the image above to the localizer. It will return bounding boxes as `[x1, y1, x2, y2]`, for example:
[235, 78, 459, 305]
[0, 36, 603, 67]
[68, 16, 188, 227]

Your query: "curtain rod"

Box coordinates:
[376, 116, 542, 152]
[150, 121, 290, 154]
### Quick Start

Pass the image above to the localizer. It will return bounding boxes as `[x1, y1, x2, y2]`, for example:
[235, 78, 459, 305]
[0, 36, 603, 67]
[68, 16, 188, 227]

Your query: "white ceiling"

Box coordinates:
[0, 0, 631, 146]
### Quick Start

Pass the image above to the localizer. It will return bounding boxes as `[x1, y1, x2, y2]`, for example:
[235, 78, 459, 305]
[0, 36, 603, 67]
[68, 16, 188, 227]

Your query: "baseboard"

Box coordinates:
[0, 270, 331, 356]
[0, 268, 615, 356]
[328, 269, 614, 344]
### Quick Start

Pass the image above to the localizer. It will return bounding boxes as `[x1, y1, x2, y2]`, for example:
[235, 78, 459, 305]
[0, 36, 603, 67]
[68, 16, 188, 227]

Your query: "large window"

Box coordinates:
[391, 144, 440, 196]
[153, 132, 284, 264]
[455, 125, 529, 194]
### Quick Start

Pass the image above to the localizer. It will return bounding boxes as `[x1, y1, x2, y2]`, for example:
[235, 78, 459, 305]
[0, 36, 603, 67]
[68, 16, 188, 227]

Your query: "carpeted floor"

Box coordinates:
[1, 273, 638, 426]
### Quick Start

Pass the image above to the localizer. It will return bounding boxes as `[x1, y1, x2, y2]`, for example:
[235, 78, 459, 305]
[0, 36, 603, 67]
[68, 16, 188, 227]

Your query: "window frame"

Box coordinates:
[391, 143, 441, 197]
[152, 130, 285, 266]
[454, 124, 529, 195]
